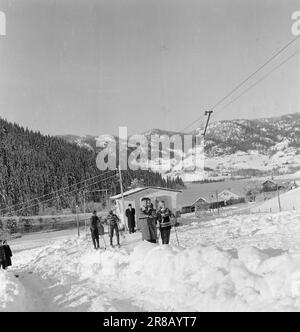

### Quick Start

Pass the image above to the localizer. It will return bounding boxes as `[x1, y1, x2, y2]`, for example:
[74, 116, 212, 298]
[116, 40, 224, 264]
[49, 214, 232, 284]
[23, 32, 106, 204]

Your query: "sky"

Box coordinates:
[0, 0, 299, 136]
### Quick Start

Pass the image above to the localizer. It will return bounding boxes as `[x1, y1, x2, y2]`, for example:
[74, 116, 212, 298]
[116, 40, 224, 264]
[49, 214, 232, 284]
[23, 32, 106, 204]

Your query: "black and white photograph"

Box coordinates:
[1, 0, 300, 313]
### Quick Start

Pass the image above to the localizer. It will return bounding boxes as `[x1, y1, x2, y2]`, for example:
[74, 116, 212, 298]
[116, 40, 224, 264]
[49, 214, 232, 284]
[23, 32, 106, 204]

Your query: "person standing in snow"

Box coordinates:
[106, 210, 120, 247]
[139, 198, 158, 243]
[156, 201, 174, 245]
[0, 240, 8, 269]
[90, 211, 100, 250]
[2, 240, 12, 268]
[125, 204, 136, 234]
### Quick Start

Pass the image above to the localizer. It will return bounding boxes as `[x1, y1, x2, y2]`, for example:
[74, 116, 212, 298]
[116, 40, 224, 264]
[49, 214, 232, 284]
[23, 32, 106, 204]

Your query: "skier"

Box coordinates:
[125, 204, 136, 234]
[90, 210, 100, 250]
[156, 201, 174, 245]
[106, 210, 120, 248]
[139, 198, 158, 243]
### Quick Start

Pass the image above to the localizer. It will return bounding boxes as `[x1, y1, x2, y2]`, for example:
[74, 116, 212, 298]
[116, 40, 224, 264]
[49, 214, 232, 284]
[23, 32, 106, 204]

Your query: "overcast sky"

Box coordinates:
[0, 0, 299, 136]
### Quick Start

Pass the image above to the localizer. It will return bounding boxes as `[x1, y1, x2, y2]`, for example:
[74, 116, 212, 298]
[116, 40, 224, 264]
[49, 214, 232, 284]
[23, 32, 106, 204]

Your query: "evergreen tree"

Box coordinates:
[0, 118, 185, 216]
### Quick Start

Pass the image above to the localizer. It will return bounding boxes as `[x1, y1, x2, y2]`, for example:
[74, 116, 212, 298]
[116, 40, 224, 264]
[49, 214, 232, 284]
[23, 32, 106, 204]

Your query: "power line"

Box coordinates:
[7, 173, 118, 216]
[11, 174, 117, 216]
[211, 35, 300, 110]
[0, 169, 116, 213]
[212, 50, 300, 119]
[181, 35, 300, 132]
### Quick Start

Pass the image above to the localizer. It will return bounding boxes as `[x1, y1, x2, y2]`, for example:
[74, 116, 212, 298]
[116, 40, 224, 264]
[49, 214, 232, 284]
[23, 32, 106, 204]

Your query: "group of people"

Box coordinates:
[89, 199, 175, 249]
[89, 210, 121, 249]
[140, 199, 174, 245]
[0, 240, 13, 270]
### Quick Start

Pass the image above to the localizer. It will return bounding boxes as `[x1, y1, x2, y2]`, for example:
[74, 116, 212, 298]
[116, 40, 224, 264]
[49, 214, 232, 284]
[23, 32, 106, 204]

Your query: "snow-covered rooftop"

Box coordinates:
[110, 186, 182, 200]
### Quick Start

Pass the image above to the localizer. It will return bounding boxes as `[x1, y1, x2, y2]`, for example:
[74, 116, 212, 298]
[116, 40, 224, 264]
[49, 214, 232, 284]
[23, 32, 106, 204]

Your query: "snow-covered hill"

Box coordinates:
[251, 187, 300, 213]
[59, 113, 300, 182]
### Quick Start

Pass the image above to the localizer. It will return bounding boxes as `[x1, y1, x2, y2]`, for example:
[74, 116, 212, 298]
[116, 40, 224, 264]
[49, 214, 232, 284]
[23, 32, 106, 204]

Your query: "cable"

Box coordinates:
[7, 173, 118, 216]
[211, 35, 300, 110]
[0, 169, 116, 213]
[10, 174, 117, 216]
[181, 35, 300, 132]
[212, 50, 300, 119]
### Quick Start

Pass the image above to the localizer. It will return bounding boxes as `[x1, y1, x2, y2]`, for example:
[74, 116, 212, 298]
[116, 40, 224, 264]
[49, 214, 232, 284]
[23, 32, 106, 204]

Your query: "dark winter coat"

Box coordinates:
[0, 245, 6, 264]
[125, 208, 136, 228]
[90, 215, 100, 231]
[139, 207, 157, 241]
[3, 245, 12, 267]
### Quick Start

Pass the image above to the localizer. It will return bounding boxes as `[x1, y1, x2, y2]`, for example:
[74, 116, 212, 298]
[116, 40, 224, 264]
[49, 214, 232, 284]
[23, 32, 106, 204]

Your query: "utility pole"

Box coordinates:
[216, 190, 220, 215]
[118, 165, 127, 231]
[105, 189, 108, 209]
[76, 204, 80, 237]
[203, 110, 213, 137]
[83, 188, 87, 238]
[277, 184, 282, 212]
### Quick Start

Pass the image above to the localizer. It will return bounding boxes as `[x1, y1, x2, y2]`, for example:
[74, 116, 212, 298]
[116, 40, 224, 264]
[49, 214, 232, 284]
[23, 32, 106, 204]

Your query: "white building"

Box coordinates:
[218, 189, 240, 202]
[110, 187, 181, 227]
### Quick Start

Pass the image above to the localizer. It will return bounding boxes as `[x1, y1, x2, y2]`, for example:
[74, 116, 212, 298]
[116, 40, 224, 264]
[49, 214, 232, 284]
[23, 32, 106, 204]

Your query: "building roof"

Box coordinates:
[191, 193, 228, 206]
[218, 189, 240, 199]
[191, 196, 209, 206]
[110, 186, 182, 200]
[262, 179, 277, 185]
[178, 184, 245, 208]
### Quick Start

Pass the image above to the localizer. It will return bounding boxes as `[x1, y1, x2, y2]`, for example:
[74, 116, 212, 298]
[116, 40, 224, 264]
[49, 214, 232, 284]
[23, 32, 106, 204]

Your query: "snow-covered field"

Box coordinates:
[2, 210, 300, 312]
[251, 187, 300, 213]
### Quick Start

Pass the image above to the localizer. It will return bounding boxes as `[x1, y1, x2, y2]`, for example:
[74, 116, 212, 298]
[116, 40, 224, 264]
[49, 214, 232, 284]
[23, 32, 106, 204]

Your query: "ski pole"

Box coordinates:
[173, 217, 180, 246]
[157, 225, 161, 245]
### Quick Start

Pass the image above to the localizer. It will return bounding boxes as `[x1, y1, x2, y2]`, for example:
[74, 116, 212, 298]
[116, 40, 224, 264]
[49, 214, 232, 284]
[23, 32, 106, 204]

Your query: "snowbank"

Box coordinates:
[14, 232, 300, 312]
[0, 270, 31, 312]
[78, 242, 300, 311]
[10, 210, 300, 311]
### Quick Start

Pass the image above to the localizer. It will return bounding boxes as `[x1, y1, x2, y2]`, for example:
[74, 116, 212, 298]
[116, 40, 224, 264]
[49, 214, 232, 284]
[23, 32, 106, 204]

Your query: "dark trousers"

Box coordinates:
[91, 229, 100, 249]
[110, 224, 120, 245]
[128, 224, 135, 234]
[160, 227, 171, 244]
[147, 239, 157, 244]
[0, 262, 7, 269]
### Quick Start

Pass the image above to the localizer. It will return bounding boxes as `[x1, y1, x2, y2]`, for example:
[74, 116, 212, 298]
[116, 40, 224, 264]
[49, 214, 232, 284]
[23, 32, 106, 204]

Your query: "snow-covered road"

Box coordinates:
[2, 211, 300, 312]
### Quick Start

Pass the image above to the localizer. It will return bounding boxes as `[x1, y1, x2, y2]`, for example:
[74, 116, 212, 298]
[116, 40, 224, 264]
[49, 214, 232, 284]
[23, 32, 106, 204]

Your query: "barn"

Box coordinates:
[218, 189, 245, 205]
[110, 187, 182, 227]
[191, 193, 226, 216]
[262, 180, 278, 192]
[178, 188, 245, 217]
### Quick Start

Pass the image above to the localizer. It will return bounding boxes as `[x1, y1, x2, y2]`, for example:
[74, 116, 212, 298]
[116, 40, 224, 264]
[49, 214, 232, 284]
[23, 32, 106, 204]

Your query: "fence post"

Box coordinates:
[277, 185, 282, 212]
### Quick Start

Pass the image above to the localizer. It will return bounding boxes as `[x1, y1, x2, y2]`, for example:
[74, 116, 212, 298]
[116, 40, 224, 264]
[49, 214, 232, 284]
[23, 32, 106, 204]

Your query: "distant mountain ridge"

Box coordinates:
[203, 113, 300, 157]
[60, 112, 300, 181]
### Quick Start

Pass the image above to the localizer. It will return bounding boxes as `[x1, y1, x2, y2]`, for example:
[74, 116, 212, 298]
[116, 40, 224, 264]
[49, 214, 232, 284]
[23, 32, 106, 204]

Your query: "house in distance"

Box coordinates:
[262, 180, 285, 192]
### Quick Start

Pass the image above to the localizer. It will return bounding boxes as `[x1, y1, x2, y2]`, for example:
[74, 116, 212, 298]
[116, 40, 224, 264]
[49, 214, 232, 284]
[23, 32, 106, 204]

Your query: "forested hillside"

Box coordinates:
[0, 118, 184, 216]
